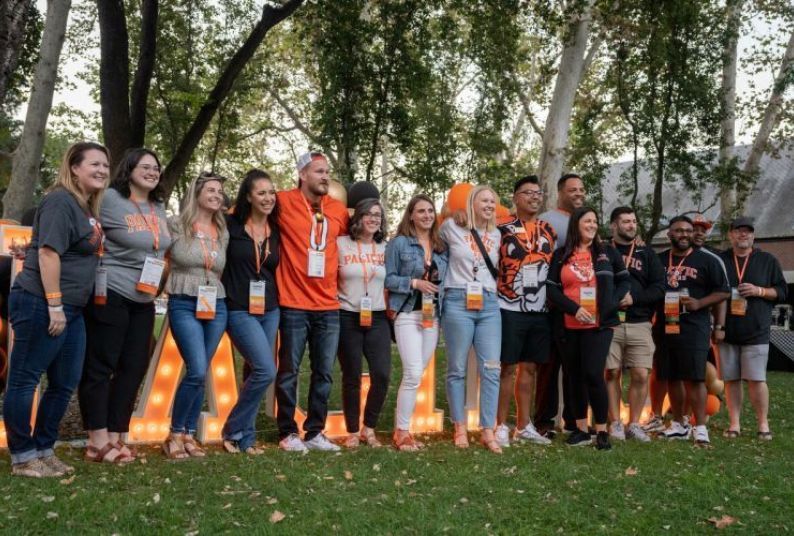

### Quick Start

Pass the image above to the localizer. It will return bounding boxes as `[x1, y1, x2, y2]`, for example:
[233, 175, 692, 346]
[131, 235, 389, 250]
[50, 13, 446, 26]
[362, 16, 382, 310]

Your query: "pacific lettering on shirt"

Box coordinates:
[464, 232, 495, 253]
[665, 265, 699, 286]
[124, 213, 159, 234]
[342, 252, 385, 265]
[623, 255, 643, 272]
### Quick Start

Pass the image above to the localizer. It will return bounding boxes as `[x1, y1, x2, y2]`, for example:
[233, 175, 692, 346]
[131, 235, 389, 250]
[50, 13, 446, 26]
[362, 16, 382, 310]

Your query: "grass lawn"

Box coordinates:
[0, 335, 792, 534]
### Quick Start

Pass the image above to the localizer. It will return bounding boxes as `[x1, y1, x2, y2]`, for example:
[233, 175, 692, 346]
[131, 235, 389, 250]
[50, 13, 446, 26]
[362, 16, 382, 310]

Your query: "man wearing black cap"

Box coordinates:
[716, 217, 787, 440]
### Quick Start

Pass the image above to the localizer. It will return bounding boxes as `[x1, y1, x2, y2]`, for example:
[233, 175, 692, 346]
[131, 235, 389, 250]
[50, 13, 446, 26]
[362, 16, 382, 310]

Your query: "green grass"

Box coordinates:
[1, 335, 792, 534]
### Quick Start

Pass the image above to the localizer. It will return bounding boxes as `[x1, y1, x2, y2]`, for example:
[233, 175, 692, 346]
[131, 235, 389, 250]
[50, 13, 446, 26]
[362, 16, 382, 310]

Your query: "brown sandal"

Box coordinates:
[360, 428, 382, 448]
[392, 432, 422, 452]
[162, 437, 189, 460]
[85, 443, 134, 464]
[113, 440, 137, 461]
[182, 436, 206, 458]
[454, 423, 469, 449]
[480, 429, 503, 454]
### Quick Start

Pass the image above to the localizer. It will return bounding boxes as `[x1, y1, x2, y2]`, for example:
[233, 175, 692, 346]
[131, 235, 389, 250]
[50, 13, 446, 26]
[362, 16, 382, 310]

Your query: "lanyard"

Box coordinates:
[356, 240, 378, 296]
[668, 249, 692, 285]
[612, 239, 636, 269]
[518, 219, 541, 254]
[301, 193, 328, 251]
[733, 251, 752, 284]
[193, 223, 218, 281]
[246, 221, 270, 277]
[88, 215, 104, 259]
[133, 201, 160, 253]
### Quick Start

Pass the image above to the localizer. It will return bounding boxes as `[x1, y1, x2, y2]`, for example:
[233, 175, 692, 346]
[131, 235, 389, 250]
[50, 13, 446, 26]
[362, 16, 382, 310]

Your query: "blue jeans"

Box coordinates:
[275, 307, 340, 441]
[3, 289, 86, 464]
[441, 289, 502, 429]
[222, 307, 279, 450]
[168, 294, 228, 435]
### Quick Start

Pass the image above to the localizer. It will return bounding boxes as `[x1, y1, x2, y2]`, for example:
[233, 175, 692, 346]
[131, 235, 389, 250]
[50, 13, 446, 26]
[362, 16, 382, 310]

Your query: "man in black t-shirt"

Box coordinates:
[658, 216, 729, 446]
[716, 217, 787, 441]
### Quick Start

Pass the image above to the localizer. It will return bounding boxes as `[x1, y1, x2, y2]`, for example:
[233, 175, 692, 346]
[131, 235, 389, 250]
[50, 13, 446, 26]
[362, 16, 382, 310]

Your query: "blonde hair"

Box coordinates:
[50, 141, 110, 217]
[466, 185, 497, 233]
[178, 172, 228, 241]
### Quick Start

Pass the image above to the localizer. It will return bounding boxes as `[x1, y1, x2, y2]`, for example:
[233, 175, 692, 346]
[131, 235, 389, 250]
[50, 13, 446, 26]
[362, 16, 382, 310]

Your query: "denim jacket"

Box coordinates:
[385, 235, 448, 314]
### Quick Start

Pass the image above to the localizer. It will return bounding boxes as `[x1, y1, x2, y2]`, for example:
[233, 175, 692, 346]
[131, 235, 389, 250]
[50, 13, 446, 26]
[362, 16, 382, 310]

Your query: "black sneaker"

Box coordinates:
[565, 430, 592, 446]
[596, 431, 612, 451]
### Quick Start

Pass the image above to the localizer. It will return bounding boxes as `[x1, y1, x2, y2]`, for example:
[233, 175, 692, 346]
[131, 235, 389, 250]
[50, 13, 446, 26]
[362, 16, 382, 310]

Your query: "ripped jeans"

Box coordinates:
[441, 288, 502, 429]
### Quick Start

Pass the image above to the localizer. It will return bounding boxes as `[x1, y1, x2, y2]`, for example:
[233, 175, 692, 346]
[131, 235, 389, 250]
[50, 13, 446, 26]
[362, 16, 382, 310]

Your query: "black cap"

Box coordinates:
[730, 216, 755, 231]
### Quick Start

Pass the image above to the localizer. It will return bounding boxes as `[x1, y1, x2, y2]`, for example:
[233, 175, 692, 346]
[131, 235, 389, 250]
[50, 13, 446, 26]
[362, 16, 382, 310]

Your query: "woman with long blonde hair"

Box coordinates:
[162, 171, 229, 459]
[4, 141, 110, 477]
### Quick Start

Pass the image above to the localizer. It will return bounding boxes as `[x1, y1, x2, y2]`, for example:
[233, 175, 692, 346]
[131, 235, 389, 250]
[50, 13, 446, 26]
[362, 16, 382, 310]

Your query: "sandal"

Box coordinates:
[181, 436, 206, 458]
[162, 437, 189, 461]
[722, 429, 741, 439]
[85, 443, 134, 464]
[360, 428, 382, 448]
[757, 431, 773, 441]
[480, 429, 503, 455]
[222, 440, 241, 454]
[453, 423, 469, 449]
[343, 434, 360, 449]
[243, 445, 265, 455]
[113, 440, 137, 461]
[392, 432, 422, 452]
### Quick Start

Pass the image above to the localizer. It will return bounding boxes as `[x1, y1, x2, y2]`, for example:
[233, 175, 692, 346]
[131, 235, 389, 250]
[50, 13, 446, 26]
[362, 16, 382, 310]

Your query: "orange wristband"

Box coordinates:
[46, 292, 63, 300]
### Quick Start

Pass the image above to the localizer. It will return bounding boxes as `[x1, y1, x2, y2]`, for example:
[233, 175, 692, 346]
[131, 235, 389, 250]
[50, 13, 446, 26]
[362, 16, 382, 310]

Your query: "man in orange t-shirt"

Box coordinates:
[275, 151, 349, 452]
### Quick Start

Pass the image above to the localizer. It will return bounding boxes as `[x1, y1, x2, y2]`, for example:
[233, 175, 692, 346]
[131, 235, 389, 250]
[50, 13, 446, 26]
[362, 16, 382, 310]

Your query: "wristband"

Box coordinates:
[48, 305, 64, 313]
[411, 279, 416, 290]
[759, 287, 765, 298]
[46, 292, 63, 300]
[713, 324, 724, 331]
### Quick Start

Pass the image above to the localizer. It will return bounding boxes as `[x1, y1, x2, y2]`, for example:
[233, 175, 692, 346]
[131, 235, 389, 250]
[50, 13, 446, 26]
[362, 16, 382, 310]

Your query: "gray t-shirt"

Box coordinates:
[337, 236, 387, 312]
[100, 188, 172, 302]
[440, 218, 500, 292]
[539, 209, 570, 250]
[15, 188, 101, 307]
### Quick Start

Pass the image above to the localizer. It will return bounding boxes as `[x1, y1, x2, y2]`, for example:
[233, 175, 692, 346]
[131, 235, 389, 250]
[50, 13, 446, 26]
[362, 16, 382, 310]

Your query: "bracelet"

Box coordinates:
[46, 292, 62, 300]
[48, 305, 64, 313]
[759, 287, 766, 298]
[411, 279, 416, 290]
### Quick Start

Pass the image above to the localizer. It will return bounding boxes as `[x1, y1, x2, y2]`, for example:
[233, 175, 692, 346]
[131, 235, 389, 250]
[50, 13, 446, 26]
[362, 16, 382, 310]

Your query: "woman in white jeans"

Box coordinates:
[384, 195, 447, 451]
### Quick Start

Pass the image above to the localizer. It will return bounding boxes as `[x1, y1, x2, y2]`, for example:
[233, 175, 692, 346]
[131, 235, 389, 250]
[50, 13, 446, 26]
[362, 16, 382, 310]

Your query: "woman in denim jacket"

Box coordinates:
[385, 195, 447, 451]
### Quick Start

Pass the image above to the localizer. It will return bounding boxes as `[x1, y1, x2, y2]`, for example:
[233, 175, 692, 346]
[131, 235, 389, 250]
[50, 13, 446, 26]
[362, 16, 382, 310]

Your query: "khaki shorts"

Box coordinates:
[607, 321, 654, 370]
[718, 343, 769, 382]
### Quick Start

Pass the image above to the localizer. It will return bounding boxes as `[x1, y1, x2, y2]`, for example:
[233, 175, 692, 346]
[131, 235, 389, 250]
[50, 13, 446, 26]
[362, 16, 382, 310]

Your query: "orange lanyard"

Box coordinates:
[668, 249, 692, 283]
[246, 221, 270, 277]
[518, 219, 541, 254]
[193, 223, 218, 276]
[88, 215, 104, 259]
[301, 193, 328, 251]
[733, 251, 751, 284]
[134, 201, 160, 253]
[356, 240, 378, 296]
[613, 240, 636, 269]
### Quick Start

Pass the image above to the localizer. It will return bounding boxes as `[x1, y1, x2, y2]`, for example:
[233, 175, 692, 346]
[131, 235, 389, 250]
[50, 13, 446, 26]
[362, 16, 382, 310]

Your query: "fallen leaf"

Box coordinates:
[46, 512, 58, 519]
[459, 497, 469, 504]
[275, 474, 286, 481]
[153, 493, 160, 504]
[41, 496, 55, 503]
[59, 475, 75, 485]
[344, 471, 353, 481]
[707, 515, 738, 529]
[267, 498, 278, 505]
[139, 457, 147, 464]
[372, 464, 381, 472]
[222, 503, 232, 510]
[270, 510, 286, 524]
[625, 467, 638, 476]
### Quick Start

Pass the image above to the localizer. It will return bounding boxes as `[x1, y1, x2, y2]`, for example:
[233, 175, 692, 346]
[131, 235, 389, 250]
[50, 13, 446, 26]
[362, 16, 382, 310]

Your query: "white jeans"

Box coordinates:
[394, 311, 438, 430]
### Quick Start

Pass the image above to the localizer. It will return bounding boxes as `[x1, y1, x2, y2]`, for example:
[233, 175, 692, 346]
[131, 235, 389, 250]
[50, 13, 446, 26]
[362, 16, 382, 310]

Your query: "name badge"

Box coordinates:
[664, 292, 680, 334]
[618, 311, 626, 323]
[522, 264, 539, 289]
[730, 287, 747, 317]
[360, 296, 373, 327]
[196, 285, 218, 320]
[136, 256, 166, 295]
[466, 281, 483, 310]
[94, 267, 108, 305]
[580, 286, 597, 322]
[422, 293, 435, 329]
[308, 249, 326, 278]
[249, 280, 266, 315]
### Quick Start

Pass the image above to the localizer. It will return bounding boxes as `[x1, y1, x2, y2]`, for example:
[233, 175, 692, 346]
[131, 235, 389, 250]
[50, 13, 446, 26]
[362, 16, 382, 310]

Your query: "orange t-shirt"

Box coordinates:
[276, 189, 349, 310]
[561, 250, 598, 329]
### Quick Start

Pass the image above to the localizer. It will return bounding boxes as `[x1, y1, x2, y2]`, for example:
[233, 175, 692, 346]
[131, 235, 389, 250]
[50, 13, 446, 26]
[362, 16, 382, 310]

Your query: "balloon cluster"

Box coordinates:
[442, 183, 511, 222]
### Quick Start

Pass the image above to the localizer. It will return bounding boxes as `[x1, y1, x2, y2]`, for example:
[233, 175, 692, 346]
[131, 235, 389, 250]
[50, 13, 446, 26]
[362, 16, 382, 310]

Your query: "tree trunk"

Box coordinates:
[0, 0, 30, 108]
[538, 0, 596, 210]
[159, 0, 304, 197]
[738, 28, 794, 210]
[380, 135, 390, 234]
[129, 0, 158, 148]
[3, 0, 71, 221]
[717, 0, 743, 225]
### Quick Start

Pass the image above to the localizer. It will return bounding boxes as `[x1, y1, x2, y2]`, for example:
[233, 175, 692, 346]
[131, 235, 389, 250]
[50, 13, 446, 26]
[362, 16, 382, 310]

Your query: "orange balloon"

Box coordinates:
[706, 394, 721, 416]
[708, 379, 724, 396]
[327, 179, 347, 206]
[447, 183, 473, 211]
[495, 204, 511, 224]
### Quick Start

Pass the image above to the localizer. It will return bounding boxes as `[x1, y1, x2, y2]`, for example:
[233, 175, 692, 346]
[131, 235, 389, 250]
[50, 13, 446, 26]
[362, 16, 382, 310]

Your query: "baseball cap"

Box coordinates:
[730, 216, 755, 232]
[691, 214, 713, 230]
[296, 151, 327, 172]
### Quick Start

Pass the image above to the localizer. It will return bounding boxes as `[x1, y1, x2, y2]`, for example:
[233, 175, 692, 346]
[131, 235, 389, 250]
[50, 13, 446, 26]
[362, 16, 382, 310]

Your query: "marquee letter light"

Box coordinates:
[127, 317, 238, 444]
[464, 347, 481, 430]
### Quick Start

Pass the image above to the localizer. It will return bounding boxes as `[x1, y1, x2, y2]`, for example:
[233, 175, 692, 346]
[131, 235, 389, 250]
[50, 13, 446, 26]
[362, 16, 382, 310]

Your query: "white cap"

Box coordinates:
[296, 151, 326, 172]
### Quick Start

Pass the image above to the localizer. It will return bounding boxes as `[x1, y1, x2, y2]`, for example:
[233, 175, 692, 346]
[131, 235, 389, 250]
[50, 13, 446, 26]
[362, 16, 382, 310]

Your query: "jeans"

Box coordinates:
[337, 310, 391, 432]
[394, 311, 438, 430]
[275, 307, 340, 441]
[79, 290, 155, 433]
[441, 289, 502, 429]
[3, 289, 86, 464]
[168, 294, 228, 435]
[222, 307, 279, 450]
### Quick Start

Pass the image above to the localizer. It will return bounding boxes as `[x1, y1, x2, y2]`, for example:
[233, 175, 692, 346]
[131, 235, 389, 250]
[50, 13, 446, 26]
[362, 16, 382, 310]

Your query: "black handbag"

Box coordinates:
[471, 229, 498, 281]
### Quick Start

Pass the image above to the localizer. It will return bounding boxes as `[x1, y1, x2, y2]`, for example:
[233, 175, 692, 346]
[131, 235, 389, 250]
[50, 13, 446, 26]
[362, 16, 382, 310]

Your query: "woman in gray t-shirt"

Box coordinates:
[77, 148, 171, 464]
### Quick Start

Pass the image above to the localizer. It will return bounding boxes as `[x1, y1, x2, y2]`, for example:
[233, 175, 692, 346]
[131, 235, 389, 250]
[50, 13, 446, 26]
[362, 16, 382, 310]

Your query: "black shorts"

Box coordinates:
[656, 344, 708, 382]
[500, 310, 551, 365]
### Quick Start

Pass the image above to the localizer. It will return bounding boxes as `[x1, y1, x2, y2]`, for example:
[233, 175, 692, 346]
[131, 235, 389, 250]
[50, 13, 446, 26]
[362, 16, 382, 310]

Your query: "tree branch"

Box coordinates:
[129, 0, 158, 147]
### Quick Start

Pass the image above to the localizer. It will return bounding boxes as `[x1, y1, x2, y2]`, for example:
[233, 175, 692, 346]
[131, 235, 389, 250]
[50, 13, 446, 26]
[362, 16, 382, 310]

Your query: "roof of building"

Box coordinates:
[601, 142, 794, 240]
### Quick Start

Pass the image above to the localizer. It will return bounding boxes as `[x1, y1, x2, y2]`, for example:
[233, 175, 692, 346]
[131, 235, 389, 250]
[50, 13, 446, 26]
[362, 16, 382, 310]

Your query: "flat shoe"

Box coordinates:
[722, 429, 740, 439]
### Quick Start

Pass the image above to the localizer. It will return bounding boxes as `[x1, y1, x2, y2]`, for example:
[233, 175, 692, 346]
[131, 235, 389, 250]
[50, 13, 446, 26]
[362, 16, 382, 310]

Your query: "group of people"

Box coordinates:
[2, 142, 786, 478]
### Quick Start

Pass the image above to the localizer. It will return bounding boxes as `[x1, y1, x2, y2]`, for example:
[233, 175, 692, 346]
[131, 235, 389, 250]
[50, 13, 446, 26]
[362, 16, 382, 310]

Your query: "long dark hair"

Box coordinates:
[232, 169, 279, 225]
[349, 198, 386, 243]
[110, 148, 165, 202]
[562, 206, 603, 262]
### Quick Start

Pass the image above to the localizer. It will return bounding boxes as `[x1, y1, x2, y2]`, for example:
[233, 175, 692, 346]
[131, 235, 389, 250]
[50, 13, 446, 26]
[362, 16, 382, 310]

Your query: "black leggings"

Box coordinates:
[79, 289, 155, 433]
[337, 310, 392, 432]
[560, 328, 613, 425]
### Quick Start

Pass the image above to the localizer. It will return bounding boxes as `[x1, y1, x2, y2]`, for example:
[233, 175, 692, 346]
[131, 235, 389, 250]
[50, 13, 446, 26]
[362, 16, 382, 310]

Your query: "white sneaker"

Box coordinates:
[662, 421, 691, 440]
[610, 420, 626, 441]
[693, 425, 710, 446]
[304, 433, 341, 452]
[494, 424, 511, 448]
[279, 433, 308, 453]
[514, 422, 552, 445]
[643, 415, 666, 433]
[626, 423, 651, 443]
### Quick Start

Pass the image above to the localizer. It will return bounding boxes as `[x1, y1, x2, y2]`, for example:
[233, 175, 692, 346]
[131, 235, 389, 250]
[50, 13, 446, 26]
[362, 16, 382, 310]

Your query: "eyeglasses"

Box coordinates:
[364, 212, 383, 221]
[516, 189, 544, 198]
[137, 164, 161, 174]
